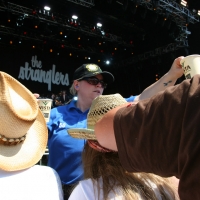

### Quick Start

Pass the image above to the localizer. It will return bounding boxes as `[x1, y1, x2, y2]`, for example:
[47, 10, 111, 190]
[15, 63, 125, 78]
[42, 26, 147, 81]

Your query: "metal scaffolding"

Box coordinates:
[0, 0, 199, 66]
[138, 0, 199, 25]
[116, 40, 188, 66]
[62, 0, 95, 8]
[0, 1, 133, 47]
[118, 0, 199, 66]
[0, 26, 101, 54]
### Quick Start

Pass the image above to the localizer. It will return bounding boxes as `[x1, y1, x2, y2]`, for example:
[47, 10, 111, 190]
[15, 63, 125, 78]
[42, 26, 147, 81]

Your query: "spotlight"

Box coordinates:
[180, 0, 187, 7]
[198, 10, 200, 16]
[44, 6, 51, 11]
[105, 60, 110, 65]
[97, 23, 102, 28]
[72, 15, 78, 20]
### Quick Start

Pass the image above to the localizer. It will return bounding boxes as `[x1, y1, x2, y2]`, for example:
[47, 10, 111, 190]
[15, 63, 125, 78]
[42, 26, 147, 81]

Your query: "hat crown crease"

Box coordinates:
[0, 72, 38, 139]
[87, 94, 127, 132]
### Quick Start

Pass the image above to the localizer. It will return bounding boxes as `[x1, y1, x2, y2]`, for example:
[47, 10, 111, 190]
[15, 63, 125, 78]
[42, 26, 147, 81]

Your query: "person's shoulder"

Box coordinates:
[27, 165, 61, 181]
[29, 165, 58, 173]
[79, 178, 103, 195]
[69, 179, 96, 200]
[50, 103, 69, 114]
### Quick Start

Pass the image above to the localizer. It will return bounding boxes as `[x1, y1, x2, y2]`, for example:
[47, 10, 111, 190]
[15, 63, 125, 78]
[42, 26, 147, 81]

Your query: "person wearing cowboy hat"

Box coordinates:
[0, 72, 63, 200]
[93, 73, 200, 199]
[46, 58, 183, 199]
[67, 94, 179, 200]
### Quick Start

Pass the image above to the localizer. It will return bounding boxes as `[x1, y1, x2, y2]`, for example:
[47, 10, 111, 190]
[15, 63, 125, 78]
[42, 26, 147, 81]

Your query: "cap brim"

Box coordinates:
[101, 71, 114, 84]
[67, 128, 96, 140]
[0, 110, 48, 171]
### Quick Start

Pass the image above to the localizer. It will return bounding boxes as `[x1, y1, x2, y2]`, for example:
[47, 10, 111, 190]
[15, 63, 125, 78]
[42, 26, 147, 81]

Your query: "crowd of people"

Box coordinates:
[46, 59, 183, 200]
[1, 56, 200, 200]
[38, 90, 73, 108]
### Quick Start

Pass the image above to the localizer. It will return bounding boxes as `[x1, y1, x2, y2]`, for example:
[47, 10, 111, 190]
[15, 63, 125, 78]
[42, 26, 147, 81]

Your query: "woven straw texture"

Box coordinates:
[68, 94, 126, 140]
[0, 71, 48, 171]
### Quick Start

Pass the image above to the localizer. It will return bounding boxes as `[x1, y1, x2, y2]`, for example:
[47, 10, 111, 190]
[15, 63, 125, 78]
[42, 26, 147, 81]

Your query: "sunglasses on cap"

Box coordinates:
[80, 77, 107, 88]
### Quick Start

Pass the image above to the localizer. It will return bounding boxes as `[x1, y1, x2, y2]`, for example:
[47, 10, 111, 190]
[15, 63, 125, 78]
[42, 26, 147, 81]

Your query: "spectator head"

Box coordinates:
[0, 71, 48, 171]
[70, 64, 114, 96]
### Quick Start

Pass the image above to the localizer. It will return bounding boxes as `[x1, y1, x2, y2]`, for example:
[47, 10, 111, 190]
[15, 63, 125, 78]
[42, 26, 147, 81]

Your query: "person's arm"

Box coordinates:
[134, 56, 184, 101]
[95, 74, 200, 200]
[95, 102, 132, 151]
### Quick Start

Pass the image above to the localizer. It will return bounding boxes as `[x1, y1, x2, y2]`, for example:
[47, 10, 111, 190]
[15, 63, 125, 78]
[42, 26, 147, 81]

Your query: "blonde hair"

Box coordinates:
[69, 83, 77, 96]
[82, 143, 179, 200]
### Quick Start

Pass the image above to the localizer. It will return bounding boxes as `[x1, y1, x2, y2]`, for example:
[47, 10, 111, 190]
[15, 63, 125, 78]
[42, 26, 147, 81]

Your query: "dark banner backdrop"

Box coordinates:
[0, 46, 175, 98]
[0, 47, 85, 95]
[0, 46, 142, 97]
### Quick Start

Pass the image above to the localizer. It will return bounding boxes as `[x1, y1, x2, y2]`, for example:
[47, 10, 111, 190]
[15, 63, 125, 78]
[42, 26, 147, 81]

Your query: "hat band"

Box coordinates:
[87, 140, 116, 153]
[0, 133, 26, 146]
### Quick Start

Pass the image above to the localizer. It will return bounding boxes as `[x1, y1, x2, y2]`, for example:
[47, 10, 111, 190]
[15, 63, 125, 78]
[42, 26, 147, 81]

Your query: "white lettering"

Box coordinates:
[18, 55, 69, 91]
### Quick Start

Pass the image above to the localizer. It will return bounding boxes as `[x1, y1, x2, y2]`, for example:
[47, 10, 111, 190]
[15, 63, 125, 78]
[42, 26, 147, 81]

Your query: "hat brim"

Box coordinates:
[0, 109, 48, 171]
[67, 128, 96, 140]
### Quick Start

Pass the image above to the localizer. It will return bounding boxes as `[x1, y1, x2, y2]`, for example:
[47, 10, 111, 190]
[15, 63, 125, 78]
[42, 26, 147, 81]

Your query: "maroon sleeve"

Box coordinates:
[114, 74, 200, 200]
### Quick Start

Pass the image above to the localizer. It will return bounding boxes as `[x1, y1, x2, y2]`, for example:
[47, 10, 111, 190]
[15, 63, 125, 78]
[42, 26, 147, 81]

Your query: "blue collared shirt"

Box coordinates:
[47, 95, 136, 185]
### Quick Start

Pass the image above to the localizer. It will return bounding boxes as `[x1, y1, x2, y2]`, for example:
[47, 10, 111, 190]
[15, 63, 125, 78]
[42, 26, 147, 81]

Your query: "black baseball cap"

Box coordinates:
[73, 64, 114, 84]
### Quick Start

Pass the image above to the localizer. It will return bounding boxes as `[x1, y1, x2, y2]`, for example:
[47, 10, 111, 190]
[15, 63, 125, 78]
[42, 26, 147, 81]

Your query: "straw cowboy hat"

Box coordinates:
[0, 71, 48, 171]
[68, 94, 127, 140]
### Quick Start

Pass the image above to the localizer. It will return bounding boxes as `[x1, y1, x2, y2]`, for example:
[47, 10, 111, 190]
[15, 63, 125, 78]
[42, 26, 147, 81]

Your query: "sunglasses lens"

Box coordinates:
[89, 79, 99, 85]
[83, 78, 107, 88]
[100, 81, 107, 88]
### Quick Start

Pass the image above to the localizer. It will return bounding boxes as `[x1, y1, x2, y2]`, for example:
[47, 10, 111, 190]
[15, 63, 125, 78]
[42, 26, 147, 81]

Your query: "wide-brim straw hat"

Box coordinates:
[68, 94, 127, 140]
[0, 71, 48, 171]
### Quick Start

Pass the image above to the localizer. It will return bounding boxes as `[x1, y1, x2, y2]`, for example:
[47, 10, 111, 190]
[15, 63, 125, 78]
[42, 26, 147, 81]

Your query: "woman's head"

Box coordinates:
[82, 142, 179, 200]
[69, 63, 114, 99]
[72, 74, 105, 99]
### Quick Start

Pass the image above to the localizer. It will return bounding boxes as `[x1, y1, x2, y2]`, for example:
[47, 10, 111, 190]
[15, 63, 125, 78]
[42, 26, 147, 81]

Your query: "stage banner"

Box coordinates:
[0, 48, 81, 95]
